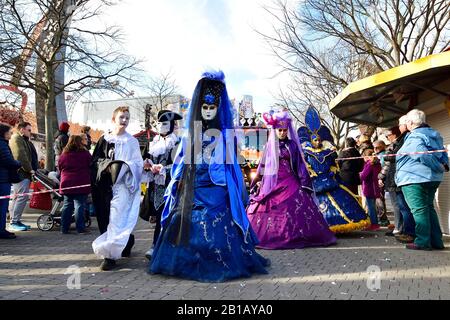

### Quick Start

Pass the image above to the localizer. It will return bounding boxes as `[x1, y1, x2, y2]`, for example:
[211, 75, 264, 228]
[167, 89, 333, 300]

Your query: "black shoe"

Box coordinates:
[0, 231, 16, 239]
[379, 220, 390, 227]
[100, 258, 116, 271]
[406, 243, 432, 251]
[121, 234, 135, 258]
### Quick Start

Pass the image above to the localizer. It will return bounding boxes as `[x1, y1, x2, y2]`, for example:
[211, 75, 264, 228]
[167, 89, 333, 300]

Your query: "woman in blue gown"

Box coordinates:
[298, 107, 370, 233]
[149, 71, 269, 282]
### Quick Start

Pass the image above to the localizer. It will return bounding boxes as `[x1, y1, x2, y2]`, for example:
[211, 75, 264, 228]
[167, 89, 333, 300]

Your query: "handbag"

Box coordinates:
[139, 187, 151, 221]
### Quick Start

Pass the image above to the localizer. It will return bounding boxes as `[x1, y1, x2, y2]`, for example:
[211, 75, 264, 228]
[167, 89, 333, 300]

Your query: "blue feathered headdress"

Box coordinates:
[183, 70, 234, 131]
[297, 107, 334, 146]
[201, 70, 225, 83]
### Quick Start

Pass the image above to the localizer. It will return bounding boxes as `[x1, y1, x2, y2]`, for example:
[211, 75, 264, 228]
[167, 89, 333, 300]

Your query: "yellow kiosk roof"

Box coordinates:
[330, 51, 450, 127]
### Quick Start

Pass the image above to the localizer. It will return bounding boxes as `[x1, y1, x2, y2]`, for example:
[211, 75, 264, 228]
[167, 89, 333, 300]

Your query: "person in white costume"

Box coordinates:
[91, 106, 144, 271]
[140, 110, 182, 260]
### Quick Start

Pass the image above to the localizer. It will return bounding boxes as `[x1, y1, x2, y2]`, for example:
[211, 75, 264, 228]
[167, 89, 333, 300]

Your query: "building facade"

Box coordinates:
[78, 95, 188, 134]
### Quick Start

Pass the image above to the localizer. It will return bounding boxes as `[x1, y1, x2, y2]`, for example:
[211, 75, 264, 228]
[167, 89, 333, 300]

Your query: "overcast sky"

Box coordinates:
[99, 0, 296, 112]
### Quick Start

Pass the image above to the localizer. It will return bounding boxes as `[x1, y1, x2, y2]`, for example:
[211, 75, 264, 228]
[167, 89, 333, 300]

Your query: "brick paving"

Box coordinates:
[1, 209, 450, 300]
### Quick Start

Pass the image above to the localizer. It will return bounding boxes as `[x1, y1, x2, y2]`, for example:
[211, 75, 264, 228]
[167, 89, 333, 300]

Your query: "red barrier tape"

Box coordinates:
[0, 184, 91, 200]
[1, 149, 448, 200]
[336, 149, 448, 161]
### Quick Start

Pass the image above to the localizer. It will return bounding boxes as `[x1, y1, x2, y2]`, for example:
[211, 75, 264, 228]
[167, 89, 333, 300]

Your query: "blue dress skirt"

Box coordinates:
[149, 164, 269, 282]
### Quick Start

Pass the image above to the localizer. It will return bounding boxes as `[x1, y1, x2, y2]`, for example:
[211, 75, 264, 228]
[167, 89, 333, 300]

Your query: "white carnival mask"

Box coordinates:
[156, 121, 171, 135]
[201, 104, 218, 121]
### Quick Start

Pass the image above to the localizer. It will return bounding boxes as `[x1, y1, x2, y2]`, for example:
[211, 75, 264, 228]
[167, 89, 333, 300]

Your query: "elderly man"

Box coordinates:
[395, 109, 449, 250]
[9, 122, 38, 231]
[398, 115, 408, 135]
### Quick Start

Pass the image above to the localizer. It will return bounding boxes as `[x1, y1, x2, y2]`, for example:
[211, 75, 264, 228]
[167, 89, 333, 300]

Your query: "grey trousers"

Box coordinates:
[388, 191, 403, 233]
[10, 179, 31, 223]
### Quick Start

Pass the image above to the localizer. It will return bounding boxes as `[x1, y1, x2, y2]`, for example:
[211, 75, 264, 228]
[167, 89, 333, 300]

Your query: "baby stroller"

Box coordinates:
[34, 169, 91, 231]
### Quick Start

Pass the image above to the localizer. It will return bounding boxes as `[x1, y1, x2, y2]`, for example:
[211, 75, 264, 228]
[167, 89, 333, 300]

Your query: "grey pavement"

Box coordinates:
[1, 208, 450, 300]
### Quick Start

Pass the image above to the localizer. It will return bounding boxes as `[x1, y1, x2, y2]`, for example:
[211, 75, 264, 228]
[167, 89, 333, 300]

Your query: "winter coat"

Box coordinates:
[9, 133, 34, 180]
[54, 131, 69, 157]
[360, 160, 382, 198]
[338, 147, 364, 186]
[0, 138, 22, 184]
[395, 126, 449, 187]
[58, 150, 92, 195]
[378, 133, 407, 191]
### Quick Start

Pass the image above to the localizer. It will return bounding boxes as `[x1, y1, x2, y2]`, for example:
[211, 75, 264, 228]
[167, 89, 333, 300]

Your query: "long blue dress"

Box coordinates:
[150, 141, 269, 282]
[303, 145, 370, 233]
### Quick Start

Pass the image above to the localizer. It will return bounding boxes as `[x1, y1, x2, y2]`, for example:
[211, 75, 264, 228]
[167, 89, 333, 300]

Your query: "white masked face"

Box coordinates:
[201, 104, 218, 121]
[157, 121, 171, 135]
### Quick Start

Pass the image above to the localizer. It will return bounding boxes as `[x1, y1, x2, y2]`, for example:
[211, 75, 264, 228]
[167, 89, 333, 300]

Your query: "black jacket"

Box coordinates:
[29, 139, 38, 171]
[86, 133, 92, 151]
[54, 131, 69, 156]
[338, 147, 364, 186]
[0, 138, 22, 184]
[378, 132, 408, 192]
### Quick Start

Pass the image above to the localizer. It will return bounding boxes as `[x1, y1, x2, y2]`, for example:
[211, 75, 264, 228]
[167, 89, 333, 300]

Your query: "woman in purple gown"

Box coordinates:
[246, 110, 337, 249]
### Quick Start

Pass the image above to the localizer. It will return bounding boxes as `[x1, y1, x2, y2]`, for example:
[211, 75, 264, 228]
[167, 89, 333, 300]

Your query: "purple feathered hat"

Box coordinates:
[262, 110, 291, 129]
[256, 109, 309, 197]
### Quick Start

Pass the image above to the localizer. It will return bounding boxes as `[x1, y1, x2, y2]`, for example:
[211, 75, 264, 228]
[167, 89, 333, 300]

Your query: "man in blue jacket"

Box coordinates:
[395, 109, 449, 250]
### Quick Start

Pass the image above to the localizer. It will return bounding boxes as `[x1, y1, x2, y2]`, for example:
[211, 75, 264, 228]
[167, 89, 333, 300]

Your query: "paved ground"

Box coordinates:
[1, 208, 450, 300]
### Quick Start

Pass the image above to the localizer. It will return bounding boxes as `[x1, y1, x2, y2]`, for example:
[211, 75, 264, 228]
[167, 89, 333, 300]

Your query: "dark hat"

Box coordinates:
[157, 110, 183, 122]
[202, 81, 224, 105]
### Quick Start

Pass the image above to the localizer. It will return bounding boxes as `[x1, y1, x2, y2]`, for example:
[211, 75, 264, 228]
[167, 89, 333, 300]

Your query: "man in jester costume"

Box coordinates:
[298, 107, 370, 233]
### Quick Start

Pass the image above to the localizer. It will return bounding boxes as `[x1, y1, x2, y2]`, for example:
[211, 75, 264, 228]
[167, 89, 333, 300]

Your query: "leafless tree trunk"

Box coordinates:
[147, 70, 179, 113]
[300, 0, 449, 70]
[45, 62, 58, 170]
[258, 0, 448, 147]
[0, 0, 143, 169]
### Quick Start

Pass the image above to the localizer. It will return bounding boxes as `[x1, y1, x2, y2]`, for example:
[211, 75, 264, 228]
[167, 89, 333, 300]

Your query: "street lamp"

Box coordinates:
[145, 103, 153, 131]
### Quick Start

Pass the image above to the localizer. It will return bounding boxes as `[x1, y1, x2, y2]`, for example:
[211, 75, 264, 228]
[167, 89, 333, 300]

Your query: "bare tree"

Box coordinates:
[300, 0, 450, 71]
[258, 0, 448, 147]
[258, 1, 377, 146]
[273, 61, 365, 147]
[146, 70, 179, 112]
[0, 0, 142, 169]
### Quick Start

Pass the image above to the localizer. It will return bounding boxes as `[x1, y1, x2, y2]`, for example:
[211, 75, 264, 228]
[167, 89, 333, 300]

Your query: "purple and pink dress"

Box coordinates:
[247, 139, 337, 249]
